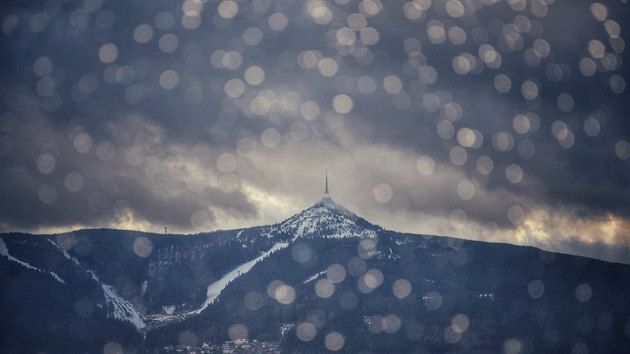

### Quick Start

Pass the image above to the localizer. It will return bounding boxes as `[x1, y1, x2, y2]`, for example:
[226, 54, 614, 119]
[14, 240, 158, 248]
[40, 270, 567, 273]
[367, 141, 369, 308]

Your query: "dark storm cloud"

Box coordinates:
[0, 0, 628, 246]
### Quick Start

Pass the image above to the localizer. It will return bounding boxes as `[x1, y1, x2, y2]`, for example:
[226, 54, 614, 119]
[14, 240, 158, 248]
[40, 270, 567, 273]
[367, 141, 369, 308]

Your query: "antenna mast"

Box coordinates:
[325, 169, 329, 195]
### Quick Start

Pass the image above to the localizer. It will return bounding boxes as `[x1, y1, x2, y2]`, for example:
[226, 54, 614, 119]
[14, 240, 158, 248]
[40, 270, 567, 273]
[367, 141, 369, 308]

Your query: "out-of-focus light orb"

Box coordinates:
[96, 141, 115, 161]
[1, 14, 19, 34]
[224, 79, 245, 98]
[448, 26, 467, 45]
[318, 58, 339, 77]
[98, 43, 118, 64]
[244, 66, 265, 86]
[446, 0, 465, 18]
[158, 34, 178, 53]
[575, 283, 593, 303]
[457, 128, 482, 148]
[427, 21, 446, 44]
[236, 138, 257, 157]
[274, 284, 296, 304]
[444, 326, 462, 344]
[39, 183, 58, 204]
[228, 323, 248, 340]
[495, 74, 512, 93]
[132, 237, 153, 258]
[615, 140, 630, 160]
[528, 279, 545, 299]
[451, 314, 470, 333]
[609, 74, 625, 94]
[503, 338, 523, 354]
[261, 128, 281, 148]
[476, 155, 494, 175]
[493, 132, 515, 151]
[506, 164, 523, 184]
[572, 342, 589, 354]
[383, 314, 402, 334]
[296, 322, 317, 342]
[579, 57, 597, 76]
[360, 27, 380, 45]
[437, 120, 454, 139]
[357, 239, 377, 259]
[449, 209, 467, 227]
[512, 114, 530, 134]
[333, 94, 353, 113]
[416, 156, 435, 176]
[347, 13, 367, 30]
[33, 56, 53, 77]
[315, 279, 335, 298]
[418, 65, 438, 84]
[219, 173, 240, 193]
[357, 75, 377, 94]
[249, 96, 271, 116]
[268, 12, 289, 31]
[181, 13, 202, 30]
[159, 70, 179, 90]
[300, 100, 320, 120]
[336, 27, 356, 46]
[359, 0, 382, 17]
[327, 263, 347, 283]
[216, 153, 237, 173]
[359, 268, 384, 293]
[133, 24, 153, 43]
[557, 93, 574, 112]
[74, 298, 95, 318]
[103, 342, 123, 354]
[73, 132, 93, 153]
[424, 291, 443, 310]
[507, 205, 525, 225]
[218, 0, 239, 19]
[163, 6, 187, 27]
[325, 332, 345, 351]
[393, 278, 412, 299]
[244, 291, 265, 311]
[590, 3, 608, 22]
[383, 75, 403, 94]
[221, 51, 242, 70]
[178, 330, 198, 347]
[242, 27, 263, 46]
[307, 1, 333, 25]
[521, 80, 539, 100]
[479, 44, 501, 68]
[449, 146, 467, 166]
[457, 180, 475, 200]
[373, 182, 393, 203]
[520, 140, 535, 158]
[347, 256, 367, 276]
[37, 152, 56, 174]
[588, 40, 606, 59]
[605, 19, 621, 39]
[64, 171, 84, 192]
[583, 117, 600, 137]
[56, 233, 76, 250]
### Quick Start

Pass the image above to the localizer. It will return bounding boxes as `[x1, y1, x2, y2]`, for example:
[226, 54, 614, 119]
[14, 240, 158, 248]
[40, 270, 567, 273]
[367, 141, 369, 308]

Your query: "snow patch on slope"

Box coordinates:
[48, 241, 146, 331]
[303, 270, 326, 284]
[193, 242, 289, 315]
[102, 284, 146, 330]
[0, 239, 66, 284]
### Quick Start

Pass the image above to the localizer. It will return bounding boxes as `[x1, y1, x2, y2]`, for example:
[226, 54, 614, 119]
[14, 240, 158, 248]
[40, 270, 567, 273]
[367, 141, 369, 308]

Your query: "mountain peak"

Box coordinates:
[277, 195, 379, 240]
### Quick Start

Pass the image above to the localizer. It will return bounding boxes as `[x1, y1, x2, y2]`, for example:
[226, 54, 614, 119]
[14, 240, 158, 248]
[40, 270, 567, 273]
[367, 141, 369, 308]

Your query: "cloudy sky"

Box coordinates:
[0, 0, 629, 263]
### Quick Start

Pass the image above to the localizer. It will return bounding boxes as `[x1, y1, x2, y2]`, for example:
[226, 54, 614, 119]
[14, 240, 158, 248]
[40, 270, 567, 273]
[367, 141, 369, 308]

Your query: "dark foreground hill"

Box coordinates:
[2, 197, 630, 353]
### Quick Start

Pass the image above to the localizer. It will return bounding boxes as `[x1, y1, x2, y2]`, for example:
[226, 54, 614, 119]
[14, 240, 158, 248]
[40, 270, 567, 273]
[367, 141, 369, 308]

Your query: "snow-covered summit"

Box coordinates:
[277, 195, 379, 240]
